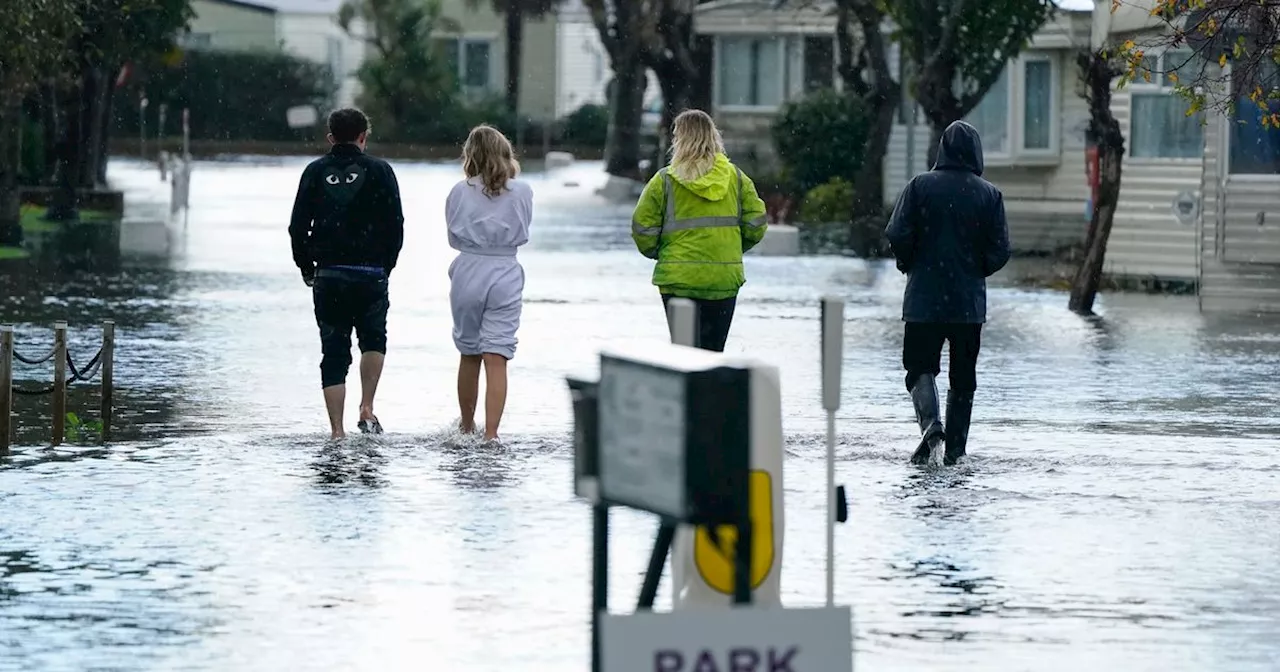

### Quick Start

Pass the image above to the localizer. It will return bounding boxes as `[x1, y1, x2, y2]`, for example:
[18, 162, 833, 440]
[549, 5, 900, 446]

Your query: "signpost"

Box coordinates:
[569, 298, 855, 672]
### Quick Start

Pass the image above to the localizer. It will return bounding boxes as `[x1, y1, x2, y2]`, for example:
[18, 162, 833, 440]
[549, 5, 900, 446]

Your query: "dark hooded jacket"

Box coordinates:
[884, 120, 1011, 324]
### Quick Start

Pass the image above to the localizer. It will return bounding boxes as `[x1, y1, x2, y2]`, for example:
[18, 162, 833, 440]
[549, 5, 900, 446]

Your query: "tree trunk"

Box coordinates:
[47, 63, 93, 222]
[851, 83, 898, 256]
[82, 67, 108, 189]
[604, 55, 646, 179]
[654, 61, 692, 164]
[926, 121, 944, 170]
[504, 8, 523, 117]
[96, 82, 116, 185]
[41, 85, 61, 185]
[1068, 50, 1126, 315]
[0, 105, 22, 247]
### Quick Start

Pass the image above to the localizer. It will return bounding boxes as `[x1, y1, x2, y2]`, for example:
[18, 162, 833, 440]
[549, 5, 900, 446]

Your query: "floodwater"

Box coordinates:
[2, 157, 1280, 672]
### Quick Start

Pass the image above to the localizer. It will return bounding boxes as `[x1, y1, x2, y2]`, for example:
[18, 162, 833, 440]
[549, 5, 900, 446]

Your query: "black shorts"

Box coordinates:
[313, 269, 389, 388]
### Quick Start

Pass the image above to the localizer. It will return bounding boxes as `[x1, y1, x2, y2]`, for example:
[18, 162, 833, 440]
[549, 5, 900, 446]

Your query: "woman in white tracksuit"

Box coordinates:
[447, 125, 532, 442]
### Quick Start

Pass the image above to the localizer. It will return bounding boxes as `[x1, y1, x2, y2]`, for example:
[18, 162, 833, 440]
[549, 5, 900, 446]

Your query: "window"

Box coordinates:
[717, 36, 782, 107]
[1130, 49, 1204, 159]
[1023, 59, 1053, 150]
[803, 36, 834, 93]
[966, 67, 1011, 155]
[440, 37, 492, 92]
[1229, 60, 1280, 174]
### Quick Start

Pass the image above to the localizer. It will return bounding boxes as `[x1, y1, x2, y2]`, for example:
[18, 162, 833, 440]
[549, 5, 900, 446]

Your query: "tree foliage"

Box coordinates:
[772, 89, 872, 194]
[1113, 0, 1280, 124]
[890, 0, 1055, 134]
[340, 0, 508, 143]
[0, 0, 80, 107]
[115, 50, 336, 142]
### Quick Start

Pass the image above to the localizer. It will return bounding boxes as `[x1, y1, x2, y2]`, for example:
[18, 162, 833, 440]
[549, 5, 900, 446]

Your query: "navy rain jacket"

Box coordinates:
[884, 120, 1012, 323]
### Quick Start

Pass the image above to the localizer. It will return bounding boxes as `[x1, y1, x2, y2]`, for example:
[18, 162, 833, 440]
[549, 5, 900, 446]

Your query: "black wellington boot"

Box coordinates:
[943, 390, 974, 466]
[908, 374, 946, 465]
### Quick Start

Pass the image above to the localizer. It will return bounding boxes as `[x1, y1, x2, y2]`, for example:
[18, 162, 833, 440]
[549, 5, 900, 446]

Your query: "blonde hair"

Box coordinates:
[670, 109, 725, 182]
[462, 125, 520, 197]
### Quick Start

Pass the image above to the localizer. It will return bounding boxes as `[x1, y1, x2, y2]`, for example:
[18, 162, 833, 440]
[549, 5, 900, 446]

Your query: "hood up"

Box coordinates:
[932, 120, 985, 176]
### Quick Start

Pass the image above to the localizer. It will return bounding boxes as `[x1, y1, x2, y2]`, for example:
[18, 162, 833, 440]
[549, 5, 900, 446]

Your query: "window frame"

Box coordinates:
[1128, 47, 1205, 163]
[1017, 53, 1060, 158]
[962, 52, 1062, 166]
[713, 34, 789, 112]
[966, 64, 1015, 161]
[438, 33, 497, 95]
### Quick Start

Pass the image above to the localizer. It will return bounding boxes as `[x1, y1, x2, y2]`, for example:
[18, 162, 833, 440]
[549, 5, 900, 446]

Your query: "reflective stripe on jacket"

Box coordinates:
[630, 153, 768, 300]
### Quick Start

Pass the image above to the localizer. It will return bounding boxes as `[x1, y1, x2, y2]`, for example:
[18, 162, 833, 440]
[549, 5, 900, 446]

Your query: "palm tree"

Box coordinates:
[467, 0, 561, 116]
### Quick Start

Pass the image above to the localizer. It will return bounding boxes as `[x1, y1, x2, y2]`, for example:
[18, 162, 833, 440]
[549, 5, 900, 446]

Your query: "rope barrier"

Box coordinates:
[12, 384, 56, 396]
[13, 345, 58, 366]
[2, 320, 116, 453]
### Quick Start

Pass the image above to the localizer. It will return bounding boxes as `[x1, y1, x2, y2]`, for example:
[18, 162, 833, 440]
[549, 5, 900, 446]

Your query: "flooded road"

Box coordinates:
[2, 158, 1279, 671]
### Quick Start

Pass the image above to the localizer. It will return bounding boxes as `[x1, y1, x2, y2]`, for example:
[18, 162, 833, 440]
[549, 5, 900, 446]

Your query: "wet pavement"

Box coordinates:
[2, 157, 1279, 671]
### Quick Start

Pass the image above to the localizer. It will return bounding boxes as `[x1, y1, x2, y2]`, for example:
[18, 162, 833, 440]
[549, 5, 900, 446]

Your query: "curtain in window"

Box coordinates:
[718, 37, 781, 106]
[1131, 94, 1203, 158]
[1023, 60, 1051, 150]
[966, 68, 1010, 154]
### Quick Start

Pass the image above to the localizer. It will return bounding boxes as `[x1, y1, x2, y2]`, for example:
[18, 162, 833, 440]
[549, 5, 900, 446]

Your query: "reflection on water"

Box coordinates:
[2, 158, 1280, 671]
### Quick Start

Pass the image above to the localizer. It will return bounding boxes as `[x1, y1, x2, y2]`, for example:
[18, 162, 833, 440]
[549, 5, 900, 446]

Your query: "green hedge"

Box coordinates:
[114, 49, 336, 142]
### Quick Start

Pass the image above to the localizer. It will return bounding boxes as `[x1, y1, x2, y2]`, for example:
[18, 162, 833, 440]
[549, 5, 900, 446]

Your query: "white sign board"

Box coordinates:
[597, 358, 687, 518]
[601, 606, 853, 672]
[286, 104, 319, 129]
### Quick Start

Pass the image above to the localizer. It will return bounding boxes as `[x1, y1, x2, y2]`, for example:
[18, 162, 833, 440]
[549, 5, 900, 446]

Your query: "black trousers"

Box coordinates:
[661, 294, 737, 353]
[902, 322, 982, 395]
[313, 269, 390, 388]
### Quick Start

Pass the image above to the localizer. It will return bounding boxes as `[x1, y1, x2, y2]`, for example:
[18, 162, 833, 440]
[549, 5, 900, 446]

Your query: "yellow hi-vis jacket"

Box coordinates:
[631, 153, 769, 300]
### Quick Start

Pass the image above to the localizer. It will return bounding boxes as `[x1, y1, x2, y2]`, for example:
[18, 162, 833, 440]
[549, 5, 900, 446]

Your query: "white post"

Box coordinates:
[666, 298, 697, 348]
[820, 296, 845, 607]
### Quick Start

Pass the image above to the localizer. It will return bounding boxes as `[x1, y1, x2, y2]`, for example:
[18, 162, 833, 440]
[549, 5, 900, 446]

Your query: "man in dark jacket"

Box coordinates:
[289, 108, 404, 439]
[884, 120, 1011, 466]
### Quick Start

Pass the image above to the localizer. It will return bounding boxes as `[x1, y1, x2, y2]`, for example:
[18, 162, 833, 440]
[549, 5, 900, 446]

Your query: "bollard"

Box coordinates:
[52, 322, 67, 446]
[1, 326, 12, 456]
[100, 320, 115, 443]
[666, 298, 697, 348]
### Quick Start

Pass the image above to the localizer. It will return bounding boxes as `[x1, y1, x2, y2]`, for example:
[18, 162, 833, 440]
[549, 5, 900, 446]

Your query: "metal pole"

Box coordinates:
[1, 326, 12, 456]
[100, 320, 114, 443]
[636, 522, 675, 610]
[733, 517, 752, 605]
[52, 322, 67, 446]
[820, 297, 845, 607]
[591, 503, 609, 672]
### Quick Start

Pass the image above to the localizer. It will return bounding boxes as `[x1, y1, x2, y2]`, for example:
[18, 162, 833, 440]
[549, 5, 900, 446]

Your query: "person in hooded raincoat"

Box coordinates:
[630, 109, 769, 352]
[885, 120, 1012, 466]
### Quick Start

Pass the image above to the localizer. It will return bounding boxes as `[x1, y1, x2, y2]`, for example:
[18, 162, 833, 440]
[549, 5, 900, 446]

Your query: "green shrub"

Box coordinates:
[114, 50, 336, 142]
[771, 89, 870, 194]
[560, 103, 608, 148]
[798, 178, 854, 225]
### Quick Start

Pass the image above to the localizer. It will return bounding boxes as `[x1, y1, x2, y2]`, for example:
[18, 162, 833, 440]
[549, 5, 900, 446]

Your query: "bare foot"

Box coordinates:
[460, 420, 477, 434]
[330, 430, 345, 441]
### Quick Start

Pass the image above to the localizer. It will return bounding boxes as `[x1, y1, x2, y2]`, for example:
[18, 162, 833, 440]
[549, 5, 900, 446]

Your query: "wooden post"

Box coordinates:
[52, 321, 67, 446]
[100, 320, 114, 444]
[1, 326, 12, 456]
